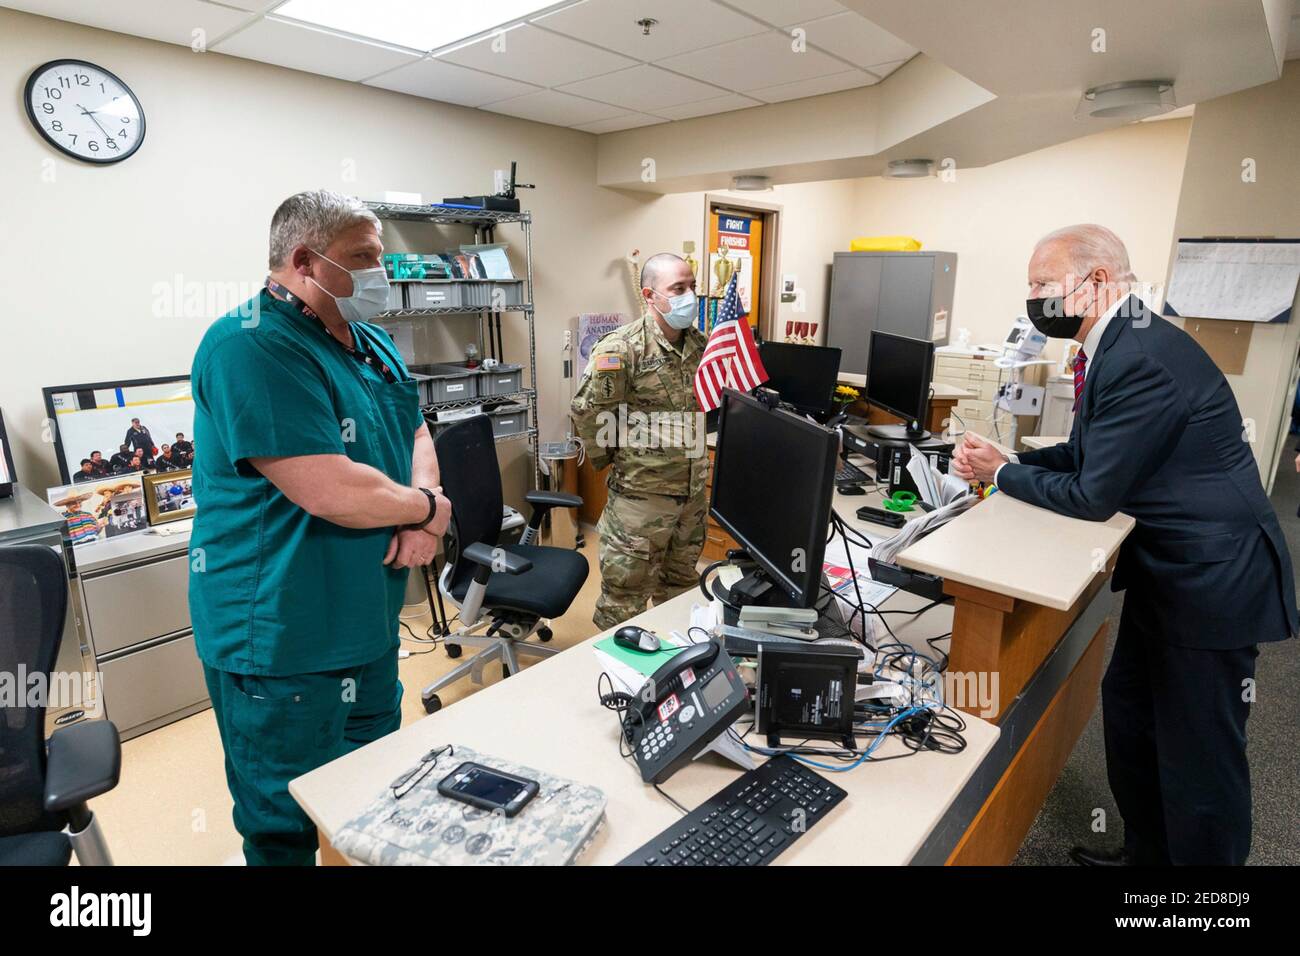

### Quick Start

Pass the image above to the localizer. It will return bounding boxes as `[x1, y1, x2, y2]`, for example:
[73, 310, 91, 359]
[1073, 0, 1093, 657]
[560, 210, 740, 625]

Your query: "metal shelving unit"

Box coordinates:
[367, 201, 539, 481]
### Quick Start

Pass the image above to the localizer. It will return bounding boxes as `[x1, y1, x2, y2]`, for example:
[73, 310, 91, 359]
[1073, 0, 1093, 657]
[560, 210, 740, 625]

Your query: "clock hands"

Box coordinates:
[76, 103, 112, 140]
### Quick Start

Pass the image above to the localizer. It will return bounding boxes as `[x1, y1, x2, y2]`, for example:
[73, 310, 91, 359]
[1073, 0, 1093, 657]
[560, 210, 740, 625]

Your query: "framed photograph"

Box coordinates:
[42, 375, 194, 485]
[47, 474, 148, 547]
[143, 469, 195, 526]
[0, 407, 16, 498]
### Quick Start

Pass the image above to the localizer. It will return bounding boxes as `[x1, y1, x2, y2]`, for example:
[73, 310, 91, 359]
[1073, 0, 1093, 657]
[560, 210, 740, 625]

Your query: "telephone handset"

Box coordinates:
[627, 637, 749, 785]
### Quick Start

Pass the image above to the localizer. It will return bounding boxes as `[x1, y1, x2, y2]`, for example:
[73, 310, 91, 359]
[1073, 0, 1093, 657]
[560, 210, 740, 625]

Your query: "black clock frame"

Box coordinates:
[23, 58, 146, 165]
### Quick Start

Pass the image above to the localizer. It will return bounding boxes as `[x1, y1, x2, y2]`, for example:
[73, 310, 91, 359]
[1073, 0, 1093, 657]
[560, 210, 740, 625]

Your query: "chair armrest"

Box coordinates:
[44, 719, 122, 813]
[463, 542, 533, 576]
[525, 491, 583, 510]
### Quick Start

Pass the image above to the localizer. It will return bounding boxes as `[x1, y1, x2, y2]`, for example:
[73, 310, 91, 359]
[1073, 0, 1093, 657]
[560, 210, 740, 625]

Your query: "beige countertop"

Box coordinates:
[1021, 435, 1068, 450]
[835, 374, 973, 401]
[290, 585, 999, 866]
[896, 492, 1134, 611]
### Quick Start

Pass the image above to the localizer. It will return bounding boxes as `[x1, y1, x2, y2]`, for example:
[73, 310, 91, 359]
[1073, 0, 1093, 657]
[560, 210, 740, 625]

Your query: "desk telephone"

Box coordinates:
[626, 638, 750, 785]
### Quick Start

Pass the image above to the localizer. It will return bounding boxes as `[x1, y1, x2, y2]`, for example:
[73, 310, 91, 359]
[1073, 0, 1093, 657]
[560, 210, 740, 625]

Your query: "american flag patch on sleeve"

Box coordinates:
[595, 354, 623, 371]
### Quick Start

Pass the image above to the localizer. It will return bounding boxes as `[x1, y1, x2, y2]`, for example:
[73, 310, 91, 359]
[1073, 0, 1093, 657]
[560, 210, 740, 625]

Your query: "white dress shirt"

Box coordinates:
[992, 294, 1129, 484]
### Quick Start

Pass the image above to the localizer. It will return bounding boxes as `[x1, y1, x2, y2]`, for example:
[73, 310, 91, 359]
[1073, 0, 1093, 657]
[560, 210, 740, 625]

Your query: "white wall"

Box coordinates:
[851, 118, 1193, 361]
[1162, 60, 1300, 482]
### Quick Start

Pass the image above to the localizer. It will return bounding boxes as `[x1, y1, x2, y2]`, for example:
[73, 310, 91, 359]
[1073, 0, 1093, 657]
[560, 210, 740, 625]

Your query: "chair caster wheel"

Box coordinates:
[423, 694, 442, 714]
[445, 643, 462, 659]
[538, 626, 553, 643]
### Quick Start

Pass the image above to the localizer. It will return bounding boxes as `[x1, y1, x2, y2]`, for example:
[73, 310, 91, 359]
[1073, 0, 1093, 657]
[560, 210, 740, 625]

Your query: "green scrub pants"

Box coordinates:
[203, 650, 403, 866]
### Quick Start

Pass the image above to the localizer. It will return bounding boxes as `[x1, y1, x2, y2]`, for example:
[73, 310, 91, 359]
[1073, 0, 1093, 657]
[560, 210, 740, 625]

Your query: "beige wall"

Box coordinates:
[851, 118, 1193, 362]
[1162, 60, 1300, 483]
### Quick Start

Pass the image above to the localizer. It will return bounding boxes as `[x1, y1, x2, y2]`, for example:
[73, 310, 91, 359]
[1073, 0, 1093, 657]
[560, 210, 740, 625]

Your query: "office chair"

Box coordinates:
[0, 545, 121, 865]
[420, 415, 589, 714]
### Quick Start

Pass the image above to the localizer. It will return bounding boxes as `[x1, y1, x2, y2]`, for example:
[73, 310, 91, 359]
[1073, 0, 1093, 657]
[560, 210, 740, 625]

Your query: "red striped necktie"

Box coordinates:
[1072, 349, 1088, 409]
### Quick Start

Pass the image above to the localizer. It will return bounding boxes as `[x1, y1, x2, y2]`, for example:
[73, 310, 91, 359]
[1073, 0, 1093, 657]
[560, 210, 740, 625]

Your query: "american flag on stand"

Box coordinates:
[693, 274, 768, 412]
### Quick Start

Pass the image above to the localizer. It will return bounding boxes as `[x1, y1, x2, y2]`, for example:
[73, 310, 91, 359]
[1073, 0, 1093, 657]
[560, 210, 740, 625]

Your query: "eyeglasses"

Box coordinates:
[389, 744, 454, 800]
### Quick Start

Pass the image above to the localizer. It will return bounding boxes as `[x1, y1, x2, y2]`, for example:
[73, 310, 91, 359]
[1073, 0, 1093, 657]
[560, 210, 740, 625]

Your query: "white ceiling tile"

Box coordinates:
[213, 17, 420, 81]
[869, 58, 907, 79]
[439, 23, 636, 87]
[203, 0, 281, 11]
[2, 0, 251, 47]
[532, 0, 767, 61]
[659, 31, 846, 91]
[483, 88, 627, 126]
[721, 0, 845, 29]
[804, 12, 915, 70]
[653, 91, 762, 120]
[574, 112, 667, 134]
[364, 57, 541, 107]
[748, 69, 873, 103]
[558, 64, 725, 111]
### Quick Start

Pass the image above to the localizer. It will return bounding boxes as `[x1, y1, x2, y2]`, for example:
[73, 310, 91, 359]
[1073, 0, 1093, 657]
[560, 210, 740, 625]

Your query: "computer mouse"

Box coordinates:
[614, 625, 661, 653]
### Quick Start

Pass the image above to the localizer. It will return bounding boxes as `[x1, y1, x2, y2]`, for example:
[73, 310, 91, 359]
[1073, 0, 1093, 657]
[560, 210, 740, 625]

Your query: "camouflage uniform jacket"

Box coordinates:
[570, 316, 708, 498]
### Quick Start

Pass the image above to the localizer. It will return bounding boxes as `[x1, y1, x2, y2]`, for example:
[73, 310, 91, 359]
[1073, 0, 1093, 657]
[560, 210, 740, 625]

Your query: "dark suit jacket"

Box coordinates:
[998, 297, 1297, 649]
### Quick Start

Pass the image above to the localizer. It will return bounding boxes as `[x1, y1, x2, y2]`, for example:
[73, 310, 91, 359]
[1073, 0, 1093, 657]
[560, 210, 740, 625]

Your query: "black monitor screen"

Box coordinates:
[758, 342, 842, 416]
[710, 390, 838, 608]
[866, 331, 933, 425]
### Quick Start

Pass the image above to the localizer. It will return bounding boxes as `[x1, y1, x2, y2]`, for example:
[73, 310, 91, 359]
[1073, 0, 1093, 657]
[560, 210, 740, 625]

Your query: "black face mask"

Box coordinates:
[1026, 275, 1090, 339]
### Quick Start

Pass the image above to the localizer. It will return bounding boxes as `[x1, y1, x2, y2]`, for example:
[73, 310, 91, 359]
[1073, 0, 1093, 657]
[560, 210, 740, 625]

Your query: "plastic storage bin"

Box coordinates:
[385, 283, 406, 311]
[491, 281, 525, 307]
[409, 363, 479, 403]
[478, 363, 524, 396]
[489, 403, 528, 438]
[407, 282, 459, 309]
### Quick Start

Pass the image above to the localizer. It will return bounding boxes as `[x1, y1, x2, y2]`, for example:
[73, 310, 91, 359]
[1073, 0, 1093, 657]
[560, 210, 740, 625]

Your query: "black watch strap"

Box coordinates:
[409, 487, 437, 531]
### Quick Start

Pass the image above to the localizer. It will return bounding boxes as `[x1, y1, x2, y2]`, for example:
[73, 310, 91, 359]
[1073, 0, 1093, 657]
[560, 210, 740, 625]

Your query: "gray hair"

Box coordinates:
[268, 190, 381, 269]
[1034, 223, 1135, 284]
[640, 252, 686, 291]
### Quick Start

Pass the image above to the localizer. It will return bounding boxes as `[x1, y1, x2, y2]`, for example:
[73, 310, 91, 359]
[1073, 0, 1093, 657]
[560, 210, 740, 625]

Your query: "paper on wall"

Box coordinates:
[1164, 240, 1300, 324]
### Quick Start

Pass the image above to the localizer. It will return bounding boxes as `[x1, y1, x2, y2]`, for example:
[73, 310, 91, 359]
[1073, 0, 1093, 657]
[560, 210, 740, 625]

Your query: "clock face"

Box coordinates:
[24, 59, 145, 164]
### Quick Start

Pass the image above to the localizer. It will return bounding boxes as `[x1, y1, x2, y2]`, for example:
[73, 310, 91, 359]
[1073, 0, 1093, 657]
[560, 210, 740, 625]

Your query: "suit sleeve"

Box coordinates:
[997, 352, 1188, 521]
[1016, 438, 1076, 473]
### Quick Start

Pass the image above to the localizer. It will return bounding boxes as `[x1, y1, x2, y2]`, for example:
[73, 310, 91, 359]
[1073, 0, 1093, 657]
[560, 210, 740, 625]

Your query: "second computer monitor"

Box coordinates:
[757, 341, 842, 418]
[865, 330, 934, 441]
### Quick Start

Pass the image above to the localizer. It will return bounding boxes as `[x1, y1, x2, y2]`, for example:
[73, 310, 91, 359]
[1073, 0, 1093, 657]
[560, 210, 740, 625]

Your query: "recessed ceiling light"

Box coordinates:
[883, 159, 933, 179]
[274, 0, 565, 52]
[1078, 80, 1175, 120]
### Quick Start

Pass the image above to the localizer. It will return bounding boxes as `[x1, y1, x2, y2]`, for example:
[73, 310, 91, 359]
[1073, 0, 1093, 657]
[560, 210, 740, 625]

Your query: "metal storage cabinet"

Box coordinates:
[827, 251, 957, 375]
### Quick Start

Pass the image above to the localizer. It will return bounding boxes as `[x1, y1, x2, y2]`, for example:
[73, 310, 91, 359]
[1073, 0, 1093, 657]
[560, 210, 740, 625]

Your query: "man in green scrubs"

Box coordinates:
[190, 190, 451, 865]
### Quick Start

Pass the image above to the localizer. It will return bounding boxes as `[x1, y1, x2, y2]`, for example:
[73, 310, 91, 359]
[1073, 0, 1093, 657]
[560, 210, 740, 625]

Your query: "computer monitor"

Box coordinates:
[710, 389, 838, 609]
[757, 341, 842, 417]
[865, 330, 934, 441]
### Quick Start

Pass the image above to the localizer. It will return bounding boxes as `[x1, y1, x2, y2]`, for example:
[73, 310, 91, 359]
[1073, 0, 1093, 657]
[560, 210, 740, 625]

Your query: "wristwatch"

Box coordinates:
[408, 487, 438, 531]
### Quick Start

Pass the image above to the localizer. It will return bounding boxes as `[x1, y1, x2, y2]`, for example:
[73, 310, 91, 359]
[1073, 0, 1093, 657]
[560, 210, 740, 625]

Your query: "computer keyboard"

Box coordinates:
[835, 460, 869, 484]
[618, 755, 847, 866]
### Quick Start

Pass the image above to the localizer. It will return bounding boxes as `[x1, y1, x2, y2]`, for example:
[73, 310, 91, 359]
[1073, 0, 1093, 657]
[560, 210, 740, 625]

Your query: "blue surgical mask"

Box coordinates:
[308, 249, 391, 323]
[651, 289, 698, 330]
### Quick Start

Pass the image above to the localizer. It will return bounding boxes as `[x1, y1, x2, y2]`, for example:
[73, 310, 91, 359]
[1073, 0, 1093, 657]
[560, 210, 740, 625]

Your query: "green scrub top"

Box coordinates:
[189, 288, 422, 676]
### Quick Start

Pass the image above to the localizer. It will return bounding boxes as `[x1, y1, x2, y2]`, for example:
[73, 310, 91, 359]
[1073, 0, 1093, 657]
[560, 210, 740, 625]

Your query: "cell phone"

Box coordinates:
[436, 761, 539, 817]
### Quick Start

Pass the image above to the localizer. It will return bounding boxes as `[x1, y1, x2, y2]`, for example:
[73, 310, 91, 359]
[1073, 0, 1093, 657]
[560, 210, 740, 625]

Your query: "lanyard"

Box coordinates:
[265, 279, 402, 384]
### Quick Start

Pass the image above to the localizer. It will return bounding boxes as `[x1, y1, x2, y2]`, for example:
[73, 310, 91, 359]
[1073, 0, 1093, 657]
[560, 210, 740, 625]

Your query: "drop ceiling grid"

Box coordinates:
[22, 0, 917, 129]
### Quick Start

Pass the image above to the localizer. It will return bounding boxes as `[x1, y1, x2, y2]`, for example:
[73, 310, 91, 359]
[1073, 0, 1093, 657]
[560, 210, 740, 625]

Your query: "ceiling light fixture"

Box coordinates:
[274, 0, 562, 53]
[883, 159, 933, 180]
[1079, 80, 1175, 120]
[731, 175, 771, 191]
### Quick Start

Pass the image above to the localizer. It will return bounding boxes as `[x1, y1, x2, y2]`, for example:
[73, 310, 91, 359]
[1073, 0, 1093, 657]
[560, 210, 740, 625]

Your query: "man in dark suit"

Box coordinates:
[954, 224, 1296, 866]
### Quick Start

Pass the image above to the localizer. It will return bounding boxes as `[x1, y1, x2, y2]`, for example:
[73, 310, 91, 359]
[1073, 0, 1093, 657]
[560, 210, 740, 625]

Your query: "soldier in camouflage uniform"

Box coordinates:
[571, 254, 709, 630]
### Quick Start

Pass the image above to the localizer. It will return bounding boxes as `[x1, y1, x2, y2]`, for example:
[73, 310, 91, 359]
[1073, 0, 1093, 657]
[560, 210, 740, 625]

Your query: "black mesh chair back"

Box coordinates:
[0, 545, 69, 837]
[434, 415, 504, 598]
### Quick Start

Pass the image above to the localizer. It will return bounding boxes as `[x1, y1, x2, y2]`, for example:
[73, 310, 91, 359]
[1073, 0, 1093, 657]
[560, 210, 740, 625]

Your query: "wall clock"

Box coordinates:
[24, 59, 146, 164]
